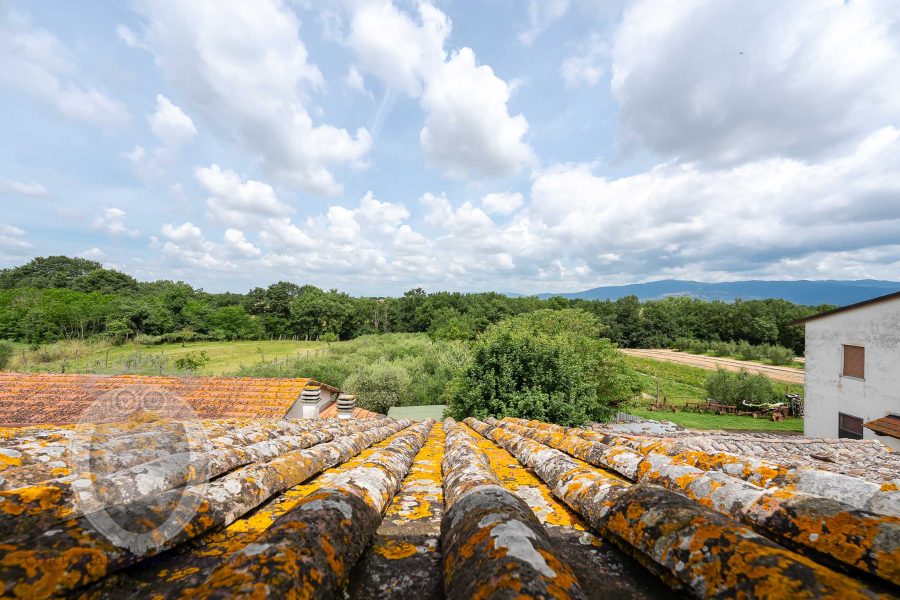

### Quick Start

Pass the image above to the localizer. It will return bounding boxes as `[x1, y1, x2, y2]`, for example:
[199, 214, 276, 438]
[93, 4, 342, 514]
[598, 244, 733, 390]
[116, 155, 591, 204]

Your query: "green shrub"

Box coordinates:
[446, 309, 639, 426]
[688, 339, 709, 354]
[174, 351, 210, 372]
[764, 345, 795, 365]
[104, 319, 132, 345]
[0, 340, 13, 369]
[705, 368, 739, 404]
[710, 341, 736, 357]
[705, 368, 778, 406]
[735, 341, 761, 361]
[344, 360, 413, 414]
[673, 337, 693, 351]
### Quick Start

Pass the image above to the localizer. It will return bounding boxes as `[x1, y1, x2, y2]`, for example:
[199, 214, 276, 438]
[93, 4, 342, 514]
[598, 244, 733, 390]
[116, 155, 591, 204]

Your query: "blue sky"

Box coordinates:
[1, 0, 899, 295]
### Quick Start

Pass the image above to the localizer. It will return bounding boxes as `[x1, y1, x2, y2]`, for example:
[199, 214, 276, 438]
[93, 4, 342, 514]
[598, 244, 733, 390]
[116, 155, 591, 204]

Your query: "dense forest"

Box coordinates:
[0, 256, 832, 353]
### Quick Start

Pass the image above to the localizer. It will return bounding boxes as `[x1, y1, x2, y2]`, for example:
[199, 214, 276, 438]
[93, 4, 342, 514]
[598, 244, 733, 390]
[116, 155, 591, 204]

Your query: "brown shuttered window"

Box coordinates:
[838, 413, 864, 439]
[842, 345, 865, 379]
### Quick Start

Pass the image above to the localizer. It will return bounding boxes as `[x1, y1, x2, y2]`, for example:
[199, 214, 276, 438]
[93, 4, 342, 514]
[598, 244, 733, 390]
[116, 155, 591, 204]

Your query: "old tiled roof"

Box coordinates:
[593, 417, 900, 483]
[0, 373, 337, 425]
[866, 415, 900, 440]
[0, 414, 897, 598]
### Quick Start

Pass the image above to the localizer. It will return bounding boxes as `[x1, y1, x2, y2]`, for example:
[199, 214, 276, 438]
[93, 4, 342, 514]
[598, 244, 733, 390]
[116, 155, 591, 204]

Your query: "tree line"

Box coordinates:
[0, 256, 832, 352]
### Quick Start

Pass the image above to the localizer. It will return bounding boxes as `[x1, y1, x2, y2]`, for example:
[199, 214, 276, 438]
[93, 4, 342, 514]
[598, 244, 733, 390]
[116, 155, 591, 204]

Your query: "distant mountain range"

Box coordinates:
[534, 279, 900, 306]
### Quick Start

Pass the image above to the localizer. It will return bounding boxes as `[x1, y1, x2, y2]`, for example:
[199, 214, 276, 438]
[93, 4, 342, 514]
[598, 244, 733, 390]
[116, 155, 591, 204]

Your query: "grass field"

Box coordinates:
[627, 407, 803, 432]
[624, 354, 804, 432]
[5, 339, 324, 376]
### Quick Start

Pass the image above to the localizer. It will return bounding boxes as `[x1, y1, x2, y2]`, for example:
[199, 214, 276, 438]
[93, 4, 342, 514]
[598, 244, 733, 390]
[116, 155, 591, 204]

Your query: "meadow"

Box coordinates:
[4, 339, 322, 375]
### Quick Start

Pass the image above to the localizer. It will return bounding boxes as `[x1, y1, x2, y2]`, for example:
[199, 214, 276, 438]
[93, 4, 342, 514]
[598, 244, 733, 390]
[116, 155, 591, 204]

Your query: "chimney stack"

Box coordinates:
[337, 394, 356, 419]
[300, 386, 321, 419]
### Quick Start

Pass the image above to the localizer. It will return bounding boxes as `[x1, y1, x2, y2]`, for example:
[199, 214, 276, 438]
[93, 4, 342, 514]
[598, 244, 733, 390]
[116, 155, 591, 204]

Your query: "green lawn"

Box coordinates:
[627, 407, 803, 432]
[624, 354, 804, 432]
[7, 339, 324, 376]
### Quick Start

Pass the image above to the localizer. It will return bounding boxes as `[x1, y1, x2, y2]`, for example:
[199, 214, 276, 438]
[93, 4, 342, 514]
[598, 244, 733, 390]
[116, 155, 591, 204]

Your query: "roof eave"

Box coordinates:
[790, 289, 900, 326]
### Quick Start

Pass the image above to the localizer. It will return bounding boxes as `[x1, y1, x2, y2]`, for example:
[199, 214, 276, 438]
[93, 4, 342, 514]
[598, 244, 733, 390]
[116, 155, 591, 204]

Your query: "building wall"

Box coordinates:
[804, 298, 900, 451]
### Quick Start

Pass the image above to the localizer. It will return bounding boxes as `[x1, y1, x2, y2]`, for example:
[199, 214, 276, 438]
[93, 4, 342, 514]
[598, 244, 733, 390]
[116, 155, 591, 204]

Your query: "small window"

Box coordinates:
[842, 345, 865, 379]
[838, 413, 864, 439]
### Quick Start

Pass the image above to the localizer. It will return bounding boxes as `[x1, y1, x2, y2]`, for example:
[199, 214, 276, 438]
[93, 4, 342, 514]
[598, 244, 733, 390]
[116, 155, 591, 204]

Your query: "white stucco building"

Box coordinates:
[796, 291, 900, 451]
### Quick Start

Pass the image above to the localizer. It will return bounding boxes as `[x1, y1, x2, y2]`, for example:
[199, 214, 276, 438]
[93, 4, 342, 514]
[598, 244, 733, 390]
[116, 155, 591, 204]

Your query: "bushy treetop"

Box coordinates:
[446, 309, 639, 426]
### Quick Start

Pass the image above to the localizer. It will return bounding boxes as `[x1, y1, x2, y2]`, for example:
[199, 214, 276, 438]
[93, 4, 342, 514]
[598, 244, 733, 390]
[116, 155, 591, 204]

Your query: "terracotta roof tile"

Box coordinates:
[0, 412, 895, 598]
[0, 373, 339, 425]
[865, 415, 900, 440]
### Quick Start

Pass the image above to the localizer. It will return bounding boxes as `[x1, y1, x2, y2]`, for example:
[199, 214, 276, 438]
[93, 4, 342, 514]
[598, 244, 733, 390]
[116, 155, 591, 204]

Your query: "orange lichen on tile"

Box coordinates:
[462, 423, 587, 530]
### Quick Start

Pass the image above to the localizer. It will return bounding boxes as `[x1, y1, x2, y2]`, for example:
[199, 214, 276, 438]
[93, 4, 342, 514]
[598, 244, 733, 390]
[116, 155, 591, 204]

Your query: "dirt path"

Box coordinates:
[623, 348, 805, 385]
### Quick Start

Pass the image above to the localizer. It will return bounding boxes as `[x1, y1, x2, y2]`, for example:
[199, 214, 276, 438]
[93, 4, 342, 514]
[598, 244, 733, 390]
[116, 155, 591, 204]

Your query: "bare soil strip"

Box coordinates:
[622, 348, 805, 385]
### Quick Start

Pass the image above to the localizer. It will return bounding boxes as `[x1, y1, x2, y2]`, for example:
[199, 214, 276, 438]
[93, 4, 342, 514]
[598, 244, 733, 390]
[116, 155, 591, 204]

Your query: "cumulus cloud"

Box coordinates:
[561, 33, 608, 87]
[129, 0, 371, 195]
[525, 127, 900, 284]
[127, 94, 197, 177]
[480, 192, 524, 216]
[344, 65, 369, 95]
[149, 94, 196, 146]
[0, 180, 50, 199]
[93, 207, 139, 238]
[142, 125, 900, 291]
[420, 49, 535, 178]
[345, 2, 534, 178]
[223, 229, 262, 258]
[0, 6, 130, 128]
[157, 222, 240, 270]
[518, 0, 570, 45]
[611, 0, 900, 164]
[347, 1, 448, 97]
[79, 247, 105, 260]
[0, 224, 31, 249]
[196, 164, 293, 226]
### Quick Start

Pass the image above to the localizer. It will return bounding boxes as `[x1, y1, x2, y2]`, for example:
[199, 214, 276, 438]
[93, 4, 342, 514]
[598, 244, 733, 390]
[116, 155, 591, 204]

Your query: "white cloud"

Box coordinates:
[195, 164, 293, 226]
[525, 127, 900, 285]
[136, 126, 900, 290]
[157, 222, 238, 270]
[561, 33, 608, 87]
[93, 207, 139, 238]
[149, 94, 196, 146]
[160, 221, 203, 244]
[611, 0, 900, 164]
[223, 229, 262, 257]
[421, 48, 535, 178]
[519, 0, 570, 45]
[481, 192, 523, 216]
[126, 95, 197, 178]
[79, 247, 105, 260]
[0, 179, 50, 199]
[344, 65, 369, 95]
[345, 2, 534, 178]
[0, 6, 130, 128]
[347, 1, 449, 97]
[131, 0, 371, 195]
[0, 224, 30, 248]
